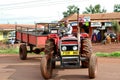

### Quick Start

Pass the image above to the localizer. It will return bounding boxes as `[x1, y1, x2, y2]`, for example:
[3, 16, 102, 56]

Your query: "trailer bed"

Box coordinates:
[16, 26, 48, 47]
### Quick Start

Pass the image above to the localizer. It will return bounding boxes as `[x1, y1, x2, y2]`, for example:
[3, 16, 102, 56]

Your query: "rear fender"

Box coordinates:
[48, 34, 59, 52]
[48, 34, 59, 45]
[80, 33, 89, 38]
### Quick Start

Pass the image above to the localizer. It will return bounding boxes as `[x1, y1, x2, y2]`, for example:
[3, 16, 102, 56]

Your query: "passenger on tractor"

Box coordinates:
[78, 22, 89, 39]
[80, 27, 89, 38]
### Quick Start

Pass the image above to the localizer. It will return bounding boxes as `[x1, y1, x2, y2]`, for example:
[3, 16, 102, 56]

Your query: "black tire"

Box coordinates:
[89, 54, 97, 79]
[45, 39, 56, 68]
[40, 39, 55, 79]
[40, 55, 53, 79]
[19, 44, 27, 60]
[81, 38, 92, 68]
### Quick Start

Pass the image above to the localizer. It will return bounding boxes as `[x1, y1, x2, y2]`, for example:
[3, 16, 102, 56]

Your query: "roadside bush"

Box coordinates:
[96, 52, 120, 57]
[0, 47, 19, 54]
[109, 52, 120, 57]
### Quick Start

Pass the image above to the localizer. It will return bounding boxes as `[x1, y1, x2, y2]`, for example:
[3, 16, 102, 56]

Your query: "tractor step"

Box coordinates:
[61, 64, 81, 68]
[80, 57, 88, 61]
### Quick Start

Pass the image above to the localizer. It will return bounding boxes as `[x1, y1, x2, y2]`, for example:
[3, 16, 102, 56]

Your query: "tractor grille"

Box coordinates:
[61, 45, 78, 51]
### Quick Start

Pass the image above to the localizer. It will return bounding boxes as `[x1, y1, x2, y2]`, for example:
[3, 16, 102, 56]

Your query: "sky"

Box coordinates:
[0, 0, 120, 24]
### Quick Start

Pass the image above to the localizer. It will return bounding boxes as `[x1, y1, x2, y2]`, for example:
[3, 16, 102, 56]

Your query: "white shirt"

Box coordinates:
[66, 24, 73, 34]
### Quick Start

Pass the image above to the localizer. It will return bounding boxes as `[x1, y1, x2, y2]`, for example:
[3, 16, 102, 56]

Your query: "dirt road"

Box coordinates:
[0, 54, 120, 80]
[92, 43, 120, 53]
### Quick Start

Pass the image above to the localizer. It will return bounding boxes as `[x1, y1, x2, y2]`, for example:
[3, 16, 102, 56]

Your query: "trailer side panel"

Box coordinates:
[16, 32, 22, 41]
[37, 36, 47, 47]
[28, 34, 37, 45]
[22, 33, 28, 43]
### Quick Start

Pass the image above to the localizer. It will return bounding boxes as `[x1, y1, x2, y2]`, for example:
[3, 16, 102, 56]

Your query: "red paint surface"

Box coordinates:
[37, 36, 48, 46]
[28, 34, 37, 45]
[16, 32, 21, 40]
[61, 41, 78, 44]
[22, 33, 28, 42]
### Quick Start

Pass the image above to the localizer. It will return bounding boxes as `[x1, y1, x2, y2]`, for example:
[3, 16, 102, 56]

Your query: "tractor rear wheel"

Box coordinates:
[81, 38, 92, 68]
[19, 44, 27, 60]
[40, 39, 55, 79]
[88, 54, 97, 79]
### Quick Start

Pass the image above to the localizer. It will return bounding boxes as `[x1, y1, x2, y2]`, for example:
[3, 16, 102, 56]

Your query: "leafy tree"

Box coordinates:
[83, 4, 107, 14]
[63, 5, 78, 17]
[114, 4, 120, 12]
[112, 21, 120, 42]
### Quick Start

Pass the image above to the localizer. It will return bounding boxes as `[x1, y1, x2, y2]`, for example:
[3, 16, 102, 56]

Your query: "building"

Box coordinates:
[0, 24, 35, 41]
[59, 12, 120, 42]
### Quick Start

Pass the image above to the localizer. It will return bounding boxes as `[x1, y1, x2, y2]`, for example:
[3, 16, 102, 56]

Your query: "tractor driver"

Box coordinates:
[65, 23, 73, 35]
[59, 22, 73, 36]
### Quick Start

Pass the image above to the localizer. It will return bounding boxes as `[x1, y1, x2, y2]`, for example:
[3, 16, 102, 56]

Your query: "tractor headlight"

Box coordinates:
[73, 46, 78, 50]
[62, 46, 67, 51]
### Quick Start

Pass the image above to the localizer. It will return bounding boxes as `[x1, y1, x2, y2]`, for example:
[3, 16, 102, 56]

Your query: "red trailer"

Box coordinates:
[15, 23, 58, 60]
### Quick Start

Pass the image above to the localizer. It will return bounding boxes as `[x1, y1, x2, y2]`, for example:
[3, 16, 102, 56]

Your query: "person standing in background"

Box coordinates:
[106, 34, 111, 44]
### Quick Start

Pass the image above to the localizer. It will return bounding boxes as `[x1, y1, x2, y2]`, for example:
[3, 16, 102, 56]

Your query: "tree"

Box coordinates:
[112, 21, 120, 42]
[114, 4, 120, 12]
[63, 5, 78, 18]
[83, 4, 107, 14]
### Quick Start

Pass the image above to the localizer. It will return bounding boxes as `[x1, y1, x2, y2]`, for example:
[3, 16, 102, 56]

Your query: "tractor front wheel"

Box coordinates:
[40, 39, 55, 79]
[88, 54, 98, 79]
[40, 55, 53, 79]
[81, 38, 92, 68]
[19, 44, 27, 60]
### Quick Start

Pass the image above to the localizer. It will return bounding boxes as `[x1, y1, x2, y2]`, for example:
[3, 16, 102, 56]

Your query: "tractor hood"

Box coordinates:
[60, 35, 78, 45]
[61, 35, 78, 41]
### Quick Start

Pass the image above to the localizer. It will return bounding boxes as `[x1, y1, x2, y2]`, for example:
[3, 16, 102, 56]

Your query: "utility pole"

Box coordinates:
[77, 8, 80, 43]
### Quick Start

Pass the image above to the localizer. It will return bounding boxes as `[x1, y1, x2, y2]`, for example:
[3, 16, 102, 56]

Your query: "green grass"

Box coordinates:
[0, 47, 120, 58]
[96, 51, 120, 57]
[0, 48, 19, 54]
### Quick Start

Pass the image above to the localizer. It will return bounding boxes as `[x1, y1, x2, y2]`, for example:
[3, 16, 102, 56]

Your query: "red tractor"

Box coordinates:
[40, 22, 97, 79]
[15, 21, 97, 79]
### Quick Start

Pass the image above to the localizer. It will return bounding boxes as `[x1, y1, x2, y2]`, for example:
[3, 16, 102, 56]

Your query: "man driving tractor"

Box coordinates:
[59, 20, 73, 36]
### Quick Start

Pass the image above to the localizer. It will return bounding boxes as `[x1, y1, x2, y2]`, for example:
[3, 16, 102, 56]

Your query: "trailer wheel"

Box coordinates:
[89, 54, 97, 79]
[40, 39, 55, 79]
[81, 38, 92, 68]
[19, 44, 27, 60]
[40, 55, 53, 79]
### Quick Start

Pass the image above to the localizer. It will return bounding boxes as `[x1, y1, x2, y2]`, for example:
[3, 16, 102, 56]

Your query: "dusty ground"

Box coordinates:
[92, 43, 120, 53]
[0, 43, 120, 80]
[0, 54, 120, 80]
